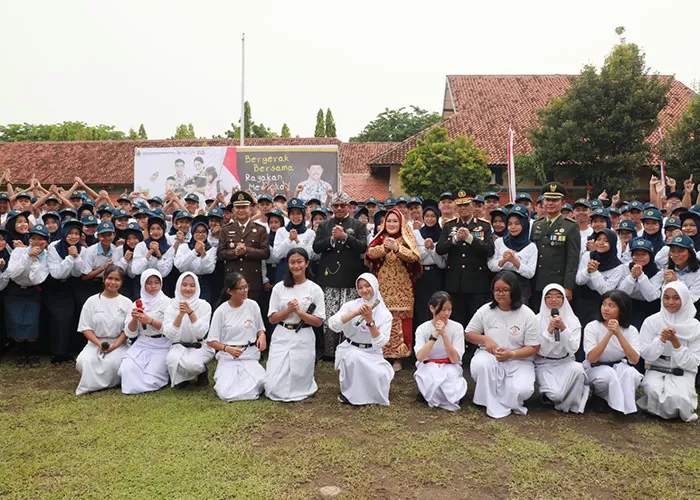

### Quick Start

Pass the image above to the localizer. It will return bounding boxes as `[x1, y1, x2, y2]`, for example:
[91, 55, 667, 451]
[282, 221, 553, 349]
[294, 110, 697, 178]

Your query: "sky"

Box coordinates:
[1, 0, 698, 142]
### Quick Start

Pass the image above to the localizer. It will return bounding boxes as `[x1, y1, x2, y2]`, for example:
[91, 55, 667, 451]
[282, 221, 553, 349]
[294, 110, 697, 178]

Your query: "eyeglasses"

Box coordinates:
[493, 288, 511, 295]
[331, 204, 347, 209]
[545, 294, 563, 300]
[234, 285, 249, 291]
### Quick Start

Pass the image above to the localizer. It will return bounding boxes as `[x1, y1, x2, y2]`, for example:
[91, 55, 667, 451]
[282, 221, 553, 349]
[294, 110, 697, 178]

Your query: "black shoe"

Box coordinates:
[174, 381, 190, 389]
[415, 392, 426, 403]
[16, 356, 28, 369]
[196, 371, 209, 387]
[540, 394, 554, 406]
[337, 393, 350, 404]
[28, 356, 40, 368]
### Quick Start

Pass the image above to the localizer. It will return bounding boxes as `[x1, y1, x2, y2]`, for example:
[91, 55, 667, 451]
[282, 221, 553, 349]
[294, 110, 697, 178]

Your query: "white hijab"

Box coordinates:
[139, 269, 168, 311]
[348, 272, 392, 327]
[538, 283, 580, 334]
[660, 281, 700, 342]
[167, 271, 206, 326]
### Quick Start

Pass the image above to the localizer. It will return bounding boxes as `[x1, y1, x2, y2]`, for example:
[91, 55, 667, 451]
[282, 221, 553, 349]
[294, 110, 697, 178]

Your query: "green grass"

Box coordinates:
[1, 360, 699, 499]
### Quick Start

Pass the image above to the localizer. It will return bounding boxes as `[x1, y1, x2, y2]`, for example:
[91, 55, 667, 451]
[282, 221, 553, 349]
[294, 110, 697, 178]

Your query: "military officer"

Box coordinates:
[436, 188, 495, 328]
[529, 183, 580, 312]
[217, 191, 270, 302]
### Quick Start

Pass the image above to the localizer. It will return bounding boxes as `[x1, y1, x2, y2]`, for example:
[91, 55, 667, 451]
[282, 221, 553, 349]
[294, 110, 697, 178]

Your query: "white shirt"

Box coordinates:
[465, 303, 540, 352]
[413, 230, 446, 268]
[47, 241, 84, 280]
[208, 299, 265, 347]
[113, 245, 139, 279]
[163, 299, 212, 343]
[174, 244, 217, 275]
[328, 301, 391, 348]
[535, 313, 581, 359]
[132, 241, 174, 277]
[124, 295, 169, 339]
[579, 227, 593, 256]
[77, 294, 132, 339]
[617, 269, 663, 302]
[576, 253, 626, 294]
[673, 269, 700, 304]
[268, 280, 325, 324]
[7, 247, 49, 286]
[80, 243, 117, 278]
[487, 239, 537, 279]
[272, 227, 315, 262]
[583, 320, 640, 362]
[414, 319, 465, 360]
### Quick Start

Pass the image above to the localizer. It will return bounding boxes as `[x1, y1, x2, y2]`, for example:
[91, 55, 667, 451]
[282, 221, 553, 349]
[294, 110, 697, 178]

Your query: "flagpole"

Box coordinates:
[240, 33, 246, 147]
[658, 127, 666, 195]
[507, 125, 516, 202]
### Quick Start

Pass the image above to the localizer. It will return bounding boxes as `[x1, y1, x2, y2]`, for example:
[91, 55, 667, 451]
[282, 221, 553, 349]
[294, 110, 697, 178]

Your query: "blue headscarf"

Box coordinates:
[502, 206, 531, 252]
[188, 220, 212, 252]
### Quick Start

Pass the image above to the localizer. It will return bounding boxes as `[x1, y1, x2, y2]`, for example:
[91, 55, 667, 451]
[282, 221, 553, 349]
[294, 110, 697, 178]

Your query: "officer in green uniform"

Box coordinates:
[436, 188, 495, 327]
[217, 191, 270, 302]
[529, 183, 580, 313]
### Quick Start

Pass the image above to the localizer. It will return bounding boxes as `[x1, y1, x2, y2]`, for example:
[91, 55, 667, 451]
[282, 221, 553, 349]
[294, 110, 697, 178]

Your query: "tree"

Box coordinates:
[137, 123, 148, 140]
[314, 109, 325, 137]
[172, 124, 196, 139]
[662, 95, 700, 180]
[127, 128, 139, 140]
[223, 101, 280, 138]
[281, 123, 291, 138]
[520, 28, 671, 194]
[325, 108, 336, 137]
[399, 127, 491, 200]
[350, 106, 442, 142]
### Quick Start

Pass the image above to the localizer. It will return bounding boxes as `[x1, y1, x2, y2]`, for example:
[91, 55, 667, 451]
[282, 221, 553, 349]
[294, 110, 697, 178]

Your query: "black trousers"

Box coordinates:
[43, 278, 79, 357]
[413, 268, 445, 334]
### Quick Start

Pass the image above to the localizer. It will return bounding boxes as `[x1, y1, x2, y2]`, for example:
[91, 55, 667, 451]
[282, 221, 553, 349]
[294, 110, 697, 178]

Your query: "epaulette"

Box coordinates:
[442, 217, 457, 224]
[478, 218, 491, 224]
[535, 216, 546, 222]
[565, 217, 577, 223]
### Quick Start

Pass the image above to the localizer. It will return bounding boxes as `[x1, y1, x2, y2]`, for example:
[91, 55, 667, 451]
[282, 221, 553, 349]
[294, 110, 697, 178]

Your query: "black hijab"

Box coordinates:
[419, 206, 442, 242]
[145, 219, 171, 256]
[590, 228, 622, 272]
[55, 222, 83, 259]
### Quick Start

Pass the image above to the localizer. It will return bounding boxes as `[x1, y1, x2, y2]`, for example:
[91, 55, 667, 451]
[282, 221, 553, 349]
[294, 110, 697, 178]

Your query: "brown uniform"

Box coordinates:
[217, 220, 270, 297]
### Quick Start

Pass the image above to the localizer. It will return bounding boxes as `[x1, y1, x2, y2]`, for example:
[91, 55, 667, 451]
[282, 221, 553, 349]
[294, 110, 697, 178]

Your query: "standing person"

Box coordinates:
[112, 222, 143, 299]
[436, 188, 495, 329]
[414, 291, 467, 412]
[530, 183, 580, 313]
[489, 208, 508, 239]
[272, 198, 315, 283]
[438, 192, 457, 225]
[638, 282, 700, 422]
[534, 284, 588, 414]
[206, 273, 267, 402]
[573, 199, 593, 253]
[217, 191, 270, 303]
[163, 272, 213, 388]
[366, 209, 421, 371]
[488, 204, 537, 305]
[75, 265, 132, 395]
[132, 216, 175, 279]
[618, 239, 663, 330]
[312, 192, 367, 360]
[78, 221, 117, 313]
[663, 235, 700, 316]
[5, 224, 50, 368]
[46, 218, 84, 364]
[174, 216, 217, 304]
[413, 205, 446, 329]
[328, 273, 394, 406]
[119, 269, 172, 395]
[583, 290, 642, 414]
[464, 271, 540, 418]
[265, 248, 325, 402]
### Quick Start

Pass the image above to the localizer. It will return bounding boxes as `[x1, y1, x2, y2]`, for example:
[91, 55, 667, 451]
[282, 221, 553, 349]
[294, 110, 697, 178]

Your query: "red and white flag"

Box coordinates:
[657, 127, 666, 190]
[507, 125, 516, 202]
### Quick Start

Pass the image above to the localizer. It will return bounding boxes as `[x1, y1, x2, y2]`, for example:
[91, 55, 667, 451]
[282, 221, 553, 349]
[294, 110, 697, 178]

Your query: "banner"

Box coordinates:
[134, 145, 339, 207]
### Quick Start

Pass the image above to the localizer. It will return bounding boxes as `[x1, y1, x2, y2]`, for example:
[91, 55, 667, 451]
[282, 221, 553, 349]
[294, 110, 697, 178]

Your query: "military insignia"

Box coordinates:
[324, 268, 329, 277]
[238, 193, 245, 201]
[637, 240, 645, 246]
[347, 228, 355, 235]
[229, 241, 235, 248]
[549, 184, 557, 192]
[458, 190, 466, 198]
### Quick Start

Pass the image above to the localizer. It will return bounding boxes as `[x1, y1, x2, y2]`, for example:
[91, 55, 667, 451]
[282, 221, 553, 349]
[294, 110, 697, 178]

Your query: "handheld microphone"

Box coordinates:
[355, 299, 380, 326]
[295, 303, 317, 332]
[100, 341, 110, 351]
[135, 299, 147, 330]
[551, 308, 560, 342]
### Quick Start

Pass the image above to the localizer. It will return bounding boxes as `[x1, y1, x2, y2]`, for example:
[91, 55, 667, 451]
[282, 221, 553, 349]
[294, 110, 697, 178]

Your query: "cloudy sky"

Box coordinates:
[1, 0, 697, 141]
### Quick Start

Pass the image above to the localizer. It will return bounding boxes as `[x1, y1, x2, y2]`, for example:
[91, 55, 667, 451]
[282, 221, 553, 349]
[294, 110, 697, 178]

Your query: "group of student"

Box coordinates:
[0, 176, 699, 422]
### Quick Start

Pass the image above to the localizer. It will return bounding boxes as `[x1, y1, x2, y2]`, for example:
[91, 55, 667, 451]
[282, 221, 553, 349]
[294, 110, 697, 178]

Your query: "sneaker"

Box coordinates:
[28, 356, 40, 368]
[196, 371, 209, 387]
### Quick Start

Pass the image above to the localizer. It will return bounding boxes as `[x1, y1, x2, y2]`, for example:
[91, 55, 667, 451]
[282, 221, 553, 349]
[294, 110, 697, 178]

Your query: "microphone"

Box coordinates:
[551, 308, 560, 342]
[355, 299, 380, 326]
[101, 342, 110, 351]
[136, 299, 147, 330]
[295, 303, 317, 332]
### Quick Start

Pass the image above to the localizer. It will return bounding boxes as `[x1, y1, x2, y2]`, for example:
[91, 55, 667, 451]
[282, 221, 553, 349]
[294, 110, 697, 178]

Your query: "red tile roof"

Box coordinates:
[341, 174, 390, 200]
[339, 142, 398, 174]
[370, 75, 696, 167]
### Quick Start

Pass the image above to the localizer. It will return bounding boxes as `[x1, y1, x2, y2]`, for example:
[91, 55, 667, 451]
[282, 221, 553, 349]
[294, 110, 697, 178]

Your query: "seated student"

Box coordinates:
[163, 272, 213, 388]
[264, 248, 325, 402]
[465, 271, 540, 418]
[663, 235, 700, 318]
[206, 273, 267, 402]
[6, 224, 50, 368]
[487, 204, 537, 305]
[583, 290, 642, 414]
[534, 284, 588, 413]
[328, 273, 394, 406]
[119, 269, 171, 395]
[46, 218, 84, 364]
[638, 282, 700, 422]
[174, 216, 216, 304]
[618, 238, 663, 330]
[414, 291, 467, 411]
[75, 265, 132, 395]
[575, 228, 626, 334]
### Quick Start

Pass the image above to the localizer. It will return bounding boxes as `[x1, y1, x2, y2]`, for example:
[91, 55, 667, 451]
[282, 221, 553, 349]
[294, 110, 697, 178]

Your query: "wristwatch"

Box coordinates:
[429, 335, 439, 342]
[367, 321, 376, 327]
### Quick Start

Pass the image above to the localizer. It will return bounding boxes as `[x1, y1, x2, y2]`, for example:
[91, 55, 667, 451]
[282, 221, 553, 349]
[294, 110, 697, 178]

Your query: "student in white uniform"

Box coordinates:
[206, 272, 267, 402]
[132, 216, 175, 279]
[414, 291, 467, 411]
[534, 283, 588, 413]
[583, 290, 642, 414]
[75, 265, 132, 395]
[487, 204, 537, 306]
[412, 206, 447, 328]
[576, 228, 626, 336]
[638, 282, 700, 422]
[465, 270, 540, 418]
[265, 248, 325, 402]
[112, 222, 142, 300]
[617, 238, 663, 331]
[163, 272, 213, 388]
[617, 220, 637, 264]
[272, 198, 315, 284]
[174, 216, 217, 304]
[119, 269, 172, 395]
[663, 235, 700, 313]
[329, 272, 394, 406]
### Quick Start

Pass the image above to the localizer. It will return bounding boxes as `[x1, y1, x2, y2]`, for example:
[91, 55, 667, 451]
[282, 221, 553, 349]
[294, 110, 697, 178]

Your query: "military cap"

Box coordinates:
[484, 191, 500, 201]
[287, 198, 306, 211]
[668, 234, 695, 251]
[80, 214, 98, 226]
[627, 201, 644, 211]
[665, 216, 682, 229]
[641, 208, 663, 222]
[230, 191, 254, 207]
[29, 224, 50, 239]
[365, 196, 380, 206]
[616, 220, 637, 233]
[175, 210, 193, 221]
[184, 193, 200, 203]
[629, 238, 654, 254]
[117, 194, 132, 204]
[407, 196, 423, 206]
[452, 188, 475, 205]
[15, 191, 32, 200]
[515, 192, 532, 202]
[112, 208, 130, 219]
[208, 207, 224, 219]
[148, 196, 164, 205]
[97, 221, 115, 235]
[541, 183, 567, 199]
